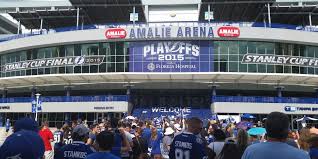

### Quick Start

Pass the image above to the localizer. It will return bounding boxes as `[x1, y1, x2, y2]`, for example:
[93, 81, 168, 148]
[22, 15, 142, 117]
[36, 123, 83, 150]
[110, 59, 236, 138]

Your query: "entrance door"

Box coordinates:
[96, 113, 105, 123]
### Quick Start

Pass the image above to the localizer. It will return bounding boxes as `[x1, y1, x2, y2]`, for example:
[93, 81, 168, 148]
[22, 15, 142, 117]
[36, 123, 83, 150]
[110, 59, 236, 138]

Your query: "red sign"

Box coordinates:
[217, 26, 240, 37]
[105, 28, 127, 39]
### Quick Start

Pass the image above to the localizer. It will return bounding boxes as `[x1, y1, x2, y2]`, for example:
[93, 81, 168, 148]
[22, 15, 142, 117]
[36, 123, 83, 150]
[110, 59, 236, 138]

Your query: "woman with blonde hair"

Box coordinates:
[299, 128, 312, 151]
[149, 126, 163, 159]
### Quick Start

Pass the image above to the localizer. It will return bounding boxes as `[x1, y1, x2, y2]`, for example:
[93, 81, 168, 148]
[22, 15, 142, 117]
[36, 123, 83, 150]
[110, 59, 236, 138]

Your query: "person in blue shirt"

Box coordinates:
[150, 126, 163, 158]
[54, 123, 65, 158]
[242, 112, 310, 159]
[86, 131, 121, 159]
[169, 117, 208, 159]
[141, 121, 152, 147]
[55, 124, 95, 159]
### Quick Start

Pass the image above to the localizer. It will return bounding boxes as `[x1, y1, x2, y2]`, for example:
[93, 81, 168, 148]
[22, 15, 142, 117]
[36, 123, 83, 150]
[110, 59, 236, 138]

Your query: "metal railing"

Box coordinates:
[0, 21, 316, 43]
[214, 95, 318, 104]
[0, 95, 127, 103]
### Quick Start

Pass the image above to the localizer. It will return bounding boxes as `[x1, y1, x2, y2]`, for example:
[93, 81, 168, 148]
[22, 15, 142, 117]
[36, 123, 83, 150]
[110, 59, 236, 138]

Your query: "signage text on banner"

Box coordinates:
[129, 41, 214, 72]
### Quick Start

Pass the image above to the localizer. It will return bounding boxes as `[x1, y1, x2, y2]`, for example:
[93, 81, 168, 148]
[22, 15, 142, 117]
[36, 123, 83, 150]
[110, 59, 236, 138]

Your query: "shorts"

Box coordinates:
[44, 150, 54, 159]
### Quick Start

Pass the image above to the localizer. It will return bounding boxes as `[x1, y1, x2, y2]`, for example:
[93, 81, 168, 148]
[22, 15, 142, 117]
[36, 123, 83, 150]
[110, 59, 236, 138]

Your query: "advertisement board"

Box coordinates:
[213, 102, 318, 115]
[129, 41, 213, 72]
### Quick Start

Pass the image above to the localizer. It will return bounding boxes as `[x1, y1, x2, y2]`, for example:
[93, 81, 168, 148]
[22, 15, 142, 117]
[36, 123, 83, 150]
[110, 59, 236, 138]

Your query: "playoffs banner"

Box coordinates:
[129, 41, 213, 72]
[3, 55, 105, 72]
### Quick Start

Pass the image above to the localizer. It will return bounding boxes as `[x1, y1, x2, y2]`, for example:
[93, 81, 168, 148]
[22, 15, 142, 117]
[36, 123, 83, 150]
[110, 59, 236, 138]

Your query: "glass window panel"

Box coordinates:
[74, 66, 81, 73]
[81, 43, 99, 56]
[275, 66, 283, 73]
[66, 66, 74, 73]
[267, 65, 274, 73]
[116, 56, 125, 62]
[90, 65, 98, 73]
[292, 66, 299, 73]
[239, 63, 247, 72]
[82, 66, 89, 73]
[229, 62, 238, 72]
[107, 63, 115, 72]
[228, 41, 238, 54]
[308, 67, 314, 74]
[229, 55, 238, 61]
[116, 63, 125, 72]
[248, 64, 257, 72]
[99, 63, 106, 73]
[258, 64, 266, 73]
[284, 66, 291, 73]
[116, 42, 124, 55]
[247, 42, 257, 53]
[214, 61, 219, 72]
[219, 60, 227, 72]
[65, 45, 74, 56]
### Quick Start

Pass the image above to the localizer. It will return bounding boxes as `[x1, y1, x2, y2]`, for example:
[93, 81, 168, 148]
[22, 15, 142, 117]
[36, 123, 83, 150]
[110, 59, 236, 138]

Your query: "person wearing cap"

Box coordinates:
[39, 121, 54, 159]
[242, 112, 310, 159]
[13, 117, 39, 133]
[55, 124, 95, 159]
[162, 127, 174, 159]
[0, 117, 45, 159]
[0, 130, 45, 159]
[86, 131, 120, 159]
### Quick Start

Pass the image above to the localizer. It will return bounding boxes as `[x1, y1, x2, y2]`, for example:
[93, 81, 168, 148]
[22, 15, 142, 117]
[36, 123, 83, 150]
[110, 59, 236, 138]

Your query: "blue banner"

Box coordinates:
[129, 41, 213, 72]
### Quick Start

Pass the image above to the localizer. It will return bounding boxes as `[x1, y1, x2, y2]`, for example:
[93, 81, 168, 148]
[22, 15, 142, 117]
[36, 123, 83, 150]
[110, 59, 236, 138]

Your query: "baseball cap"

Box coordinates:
[73, 124, 90, 136]
[14, 117, 39, 133]
[0, 130, 45, 159]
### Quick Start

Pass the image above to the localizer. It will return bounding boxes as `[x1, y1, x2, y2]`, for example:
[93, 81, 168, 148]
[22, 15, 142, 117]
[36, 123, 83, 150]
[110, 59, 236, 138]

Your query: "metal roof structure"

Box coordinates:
[1, 1, 318, 30]
[0, 15, 18, 34]
[199, 0, 318, 25]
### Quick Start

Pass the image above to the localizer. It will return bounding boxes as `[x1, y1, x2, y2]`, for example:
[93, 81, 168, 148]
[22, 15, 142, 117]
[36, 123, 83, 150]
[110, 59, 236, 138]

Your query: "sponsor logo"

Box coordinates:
[143, 41, 200, 61]
[284, 106, 296, 112]
[217, 26, 240, 37]
[147, 63, 155, 71]
[105, 28, 127, 39]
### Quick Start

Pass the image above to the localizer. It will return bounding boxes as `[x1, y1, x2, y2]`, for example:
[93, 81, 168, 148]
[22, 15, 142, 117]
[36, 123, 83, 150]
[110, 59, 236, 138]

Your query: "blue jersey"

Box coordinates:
[86, 152, 121, 159]
[54, 130, 64, 144]
[150, 132, 163, 155]
[55, 141, 94, 159]
[169, 132, 207, 159]
[142, 128, 151, 147]
[111, 133, 122, 157]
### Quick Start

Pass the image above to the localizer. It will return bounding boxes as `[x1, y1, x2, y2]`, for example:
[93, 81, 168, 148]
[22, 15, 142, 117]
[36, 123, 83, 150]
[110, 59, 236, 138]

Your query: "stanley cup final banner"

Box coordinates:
[129, 41, 213, 72]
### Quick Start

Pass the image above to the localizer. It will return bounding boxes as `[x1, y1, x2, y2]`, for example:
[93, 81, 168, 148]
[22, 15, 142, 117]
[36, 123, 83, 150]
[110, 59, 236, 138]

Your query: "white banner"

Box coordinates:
[213, 102, 318, 115]
[0, 101, 128, 113]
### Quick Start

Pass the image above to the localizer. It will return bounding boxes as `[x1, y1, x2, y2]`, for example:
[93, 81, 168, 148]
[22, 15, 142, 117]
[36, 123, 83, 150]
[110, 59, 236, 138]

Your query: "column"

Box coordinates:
[209, 84, 218, 103]
[314, 88, 318, 98]
[275, 86, 284, 98]
[124, 84, 133, 115]
[267, 3, 271, 28]
[31, 87, 37, 99]
[76, 7, 80, 29]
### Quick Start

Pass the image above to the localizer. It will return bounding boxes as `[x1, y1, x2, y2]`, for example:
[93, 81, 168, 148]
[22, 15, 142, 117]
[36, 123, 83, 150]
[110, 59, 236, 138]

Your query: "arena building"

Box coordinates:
[1, 0, 318, 129]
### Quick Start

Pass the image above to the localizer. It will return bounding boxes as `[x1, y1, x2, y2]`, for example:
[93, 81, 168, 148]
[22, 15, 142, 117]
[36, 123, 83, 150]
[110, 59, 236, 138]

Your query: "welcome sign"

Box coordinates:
[129, 41, 213, 72]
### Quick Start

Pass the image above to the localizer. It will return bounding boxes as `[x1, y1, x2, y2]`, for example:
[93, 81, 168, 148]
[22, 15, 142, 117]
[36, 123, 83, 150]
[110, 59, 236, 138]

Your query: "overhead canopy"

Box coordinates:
[69, 0, 145, 24]
[200, 0, 318, 25]
[8, 9, 85, 29]
[7, 0, 145, 29]
[199, 0, 275, 22]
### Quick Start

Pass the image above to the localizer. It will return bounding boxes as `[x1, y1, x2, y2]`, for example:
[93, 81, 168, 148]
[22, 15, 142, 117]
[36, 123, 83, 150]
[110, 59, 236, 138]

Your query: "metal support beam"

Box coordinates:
[133, 6, 136, 26]
[309, 13, 312, 26]
[40, 18, 43, 33]
[267, 3, 271, 28]
[208, 4, 211, 24]
[17, 19, 20, 34]
[144, 5, 149, 23]
[76, 7, 80, 29]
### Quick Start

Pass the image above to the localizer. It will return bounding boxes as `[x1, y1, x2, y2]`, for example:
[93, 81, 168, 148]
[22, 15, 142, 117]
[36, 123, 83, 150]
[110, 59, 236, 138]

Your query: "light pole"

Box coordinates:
[35, 93, 41, 122]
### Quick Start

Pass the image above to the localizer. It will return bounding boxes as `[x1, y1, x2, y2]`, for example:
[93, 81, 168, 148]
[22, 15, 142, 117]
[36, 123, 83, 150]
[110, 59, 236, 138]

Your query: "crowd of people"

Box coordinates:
[0, 111, 318, 159]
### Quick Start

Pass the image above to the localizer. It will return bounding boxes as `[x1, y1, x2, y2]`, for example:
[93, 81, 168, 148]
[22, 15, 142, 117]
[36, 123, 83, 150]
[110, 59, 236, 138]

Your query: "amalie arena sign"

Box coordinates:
[105, 26, 240, 39]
